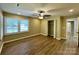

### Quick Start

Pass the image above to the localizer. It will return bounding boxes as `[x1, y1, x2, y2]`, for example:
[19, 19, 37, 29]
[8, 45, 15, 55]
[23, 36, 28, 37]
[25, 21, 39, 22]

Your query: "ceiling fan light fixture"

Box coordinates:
[38, 16, 43, 19]
[38, 10, 45, 16]
[17, 12, 21, 15]
[40, 13, 44, 16]
[69, 9, 74, 12]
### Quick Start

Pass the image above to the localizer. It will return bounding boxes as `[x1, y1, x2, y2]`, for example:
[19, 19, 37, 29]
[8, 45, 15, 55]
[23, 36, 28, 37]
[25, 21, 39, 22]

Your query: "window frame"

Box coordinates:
[19, 19, 29, 32]
[4, 17, 29, 35]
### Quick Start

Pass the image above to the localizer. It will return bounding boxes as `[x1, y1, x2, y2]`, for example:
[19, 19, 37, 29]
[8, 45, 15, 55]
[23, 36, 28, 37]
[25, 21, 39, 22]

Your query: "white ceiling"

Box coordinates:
[0, 3, 79, 17]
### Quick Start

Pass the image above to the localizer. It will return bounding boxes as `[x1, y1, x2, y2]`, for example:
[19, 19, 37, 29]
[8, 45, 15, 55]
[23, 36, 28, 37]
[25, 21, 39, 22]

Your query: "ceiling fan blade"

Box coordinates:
[32, 13, 39, 16]
[47, 8, 56, 12]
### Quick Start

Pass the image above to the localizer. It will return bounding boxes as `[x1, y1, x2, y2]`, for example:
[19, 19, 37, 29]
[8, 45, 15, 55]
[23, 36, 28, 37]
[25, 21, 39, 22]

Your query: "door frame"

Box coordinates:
[66, 18, 78, 41]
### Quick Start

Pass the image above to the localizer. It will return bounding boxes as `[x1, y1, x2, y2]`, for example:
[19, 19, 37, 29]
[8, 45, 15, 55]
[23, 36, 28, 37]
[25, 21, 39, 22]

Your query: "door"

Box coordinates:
[48, 20, 54, 36]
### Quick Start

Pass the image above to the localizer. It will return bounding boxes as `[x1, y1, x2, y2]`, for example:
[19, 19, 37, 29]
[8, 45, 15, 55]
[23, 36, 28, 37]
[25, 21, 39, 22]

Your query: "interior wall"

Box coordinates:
[40, 19, 48, 36]
[0, 10, 3, 41]
[3, 12, 67, 42]
[40, 16, 66, 40]
[60, 17, 66, 39]
[56, 16, 61, 40]
[77, 17, 79, 46]
[74, 18, 78, 37]
[3, 12, 41, 42]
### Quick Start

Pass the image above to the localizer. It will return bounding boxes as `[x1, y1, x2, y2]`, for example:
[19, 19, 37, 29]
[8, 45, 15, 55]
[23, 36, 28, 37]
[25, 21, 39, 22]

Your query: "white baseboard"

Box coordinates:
[61, 37, 66, 39]
[56, 37, 66, 40]
[3, 33, 40, 44]
[40, 33, 48, 36]
[56, 38, 61, 40]
[0, 42, 4, 54]
[54, 36, 56, 38]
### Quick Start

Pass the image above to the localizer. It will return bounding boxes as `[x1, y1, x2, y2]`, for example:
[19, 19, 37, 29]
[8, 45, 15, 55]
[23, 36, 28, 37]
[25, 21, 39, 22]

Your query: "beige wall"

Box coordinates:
[60, 17, 66, 39]
[3, 12, 41, 42]
[78, 17, 79, 32]
[3, 12, 67, 42]
[40, 16, 66, 40]
[40, 19, 48, 36]
[56, 16, 61, 40]
[0, 10, 3, 40]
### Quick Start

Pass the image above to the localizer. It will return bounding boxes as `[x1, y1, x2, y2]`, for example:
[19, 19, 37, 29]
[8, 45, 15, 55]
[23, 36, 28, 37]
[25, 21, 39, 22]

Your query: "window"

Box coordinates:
[4, 17, 29, 35]
[20, 20, 28, 32]
[5, 18, 18, 33]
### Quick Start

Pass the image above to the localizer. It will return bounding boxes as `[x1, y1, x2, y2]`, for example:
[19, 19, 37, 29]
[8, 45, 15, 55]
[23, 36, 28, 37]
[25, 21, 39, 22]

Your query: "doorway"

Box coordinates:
[66, 18, 78, 46]
[48, 20, 54, 36]
[66, 21, 74, 36]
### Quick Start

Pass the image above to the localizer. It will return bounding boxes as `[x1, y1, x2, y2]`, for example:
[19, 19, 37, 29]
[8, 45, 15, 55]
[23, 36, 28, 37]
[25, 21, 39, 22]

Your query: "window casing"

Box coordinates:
[20, 20, 29, 32]
[4, 17, 29, 35]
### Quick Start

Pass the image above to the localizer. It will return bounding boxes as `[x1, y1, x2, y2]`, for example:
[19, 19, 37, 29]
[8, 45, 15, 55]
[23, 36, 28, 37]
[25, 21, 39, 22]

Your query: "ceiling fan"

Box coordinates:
[16, 3, 51, 19]
[33, 10, 51, 19]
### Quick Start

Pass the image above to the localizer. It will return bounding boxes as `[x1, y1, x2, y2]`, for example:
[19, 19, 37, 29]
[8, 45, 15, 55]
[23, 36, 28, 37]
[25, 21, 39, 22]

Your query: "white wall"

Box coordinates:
[74, 18, 78, 37]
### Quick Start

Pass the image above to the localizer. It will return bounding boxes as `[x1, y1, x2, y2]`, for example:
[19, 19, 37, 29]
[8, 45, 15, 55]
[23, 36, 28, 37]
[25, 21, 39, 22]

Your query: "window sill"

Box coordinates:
[4, 31, 29, 36]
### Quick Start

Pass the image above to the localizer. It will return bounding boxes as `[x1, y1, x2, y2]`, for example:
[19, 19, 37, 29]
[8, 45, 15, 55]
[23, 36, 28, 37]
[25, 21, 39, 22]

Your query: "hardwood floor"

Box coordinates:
[1, 35, 79, 55]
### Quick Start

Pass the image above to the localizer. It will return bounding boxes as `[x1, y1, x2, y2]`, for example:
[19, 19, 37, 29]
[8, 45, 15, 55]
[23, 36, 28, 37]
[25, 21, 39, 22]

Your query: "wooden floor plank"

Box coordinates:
[1, 35, 79, 55]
